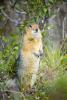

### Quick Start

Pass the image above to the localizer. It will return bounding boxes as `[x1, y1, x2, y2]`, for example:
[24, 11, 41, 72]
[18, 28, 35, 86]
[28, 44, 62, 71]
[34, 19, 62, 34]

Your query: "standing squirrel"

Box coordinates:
[6, 24, 43, 92]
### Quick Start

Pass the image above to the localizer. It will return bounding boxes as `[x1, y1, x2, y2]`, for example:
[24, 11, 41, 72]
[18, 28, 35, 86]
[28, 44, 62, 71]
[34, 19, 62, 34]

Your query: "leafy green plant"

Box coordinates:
[45, 73, 67, 100]
[0, 34, 20, 75]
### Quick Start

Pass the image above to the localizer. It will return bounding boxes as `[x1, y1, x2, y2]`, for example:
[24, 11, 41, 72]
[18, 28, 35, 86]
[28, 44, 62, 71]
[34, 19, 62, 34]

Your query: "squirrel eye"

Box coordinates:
[29, 25, 32, 28]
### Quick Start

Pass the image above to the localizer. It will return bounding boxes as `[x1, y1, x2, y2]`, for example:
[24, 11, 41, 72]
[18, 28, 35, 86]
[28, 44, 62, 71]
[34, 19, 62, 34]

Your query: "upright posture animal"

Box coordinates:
[17, 24, 43, 91]
[7, 24, 43, 92]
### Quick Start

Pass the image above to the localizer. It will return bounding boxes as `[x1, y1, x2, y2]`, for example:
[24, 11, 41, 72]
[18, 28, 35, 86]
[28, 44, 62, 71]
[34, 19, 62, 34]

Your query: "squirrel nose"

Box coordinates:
[35, 29, 38, 32]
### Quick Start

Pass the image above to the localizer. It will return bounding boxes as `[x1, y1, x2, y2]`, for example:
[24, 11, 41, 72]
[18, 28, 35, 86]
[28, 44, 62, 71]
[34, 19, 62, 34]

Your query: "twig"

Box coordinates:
[1, 9, 16, 23]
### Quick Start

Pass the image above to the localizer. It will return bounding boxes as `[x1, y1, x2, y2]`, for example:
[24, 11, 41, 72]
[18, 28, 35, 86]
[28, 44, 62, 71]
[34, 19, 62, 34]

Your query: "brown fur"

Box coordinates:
[17, 24, 43, 91]
[6, 24, 43, 92]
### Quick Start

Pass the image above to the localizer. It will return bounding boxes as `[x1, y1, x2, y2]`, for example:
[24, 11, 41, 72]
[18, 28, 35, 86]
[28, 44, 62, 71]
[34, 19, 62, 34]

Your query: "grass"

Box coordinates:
[0, 33, 67, 100]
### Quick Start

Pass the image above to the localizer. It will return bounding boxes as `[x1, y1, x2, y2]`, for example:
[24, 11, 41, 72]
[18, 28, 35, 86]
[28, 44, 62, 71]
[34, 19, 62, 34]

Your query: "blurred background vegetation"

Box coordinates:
[0, 0, 67, 100]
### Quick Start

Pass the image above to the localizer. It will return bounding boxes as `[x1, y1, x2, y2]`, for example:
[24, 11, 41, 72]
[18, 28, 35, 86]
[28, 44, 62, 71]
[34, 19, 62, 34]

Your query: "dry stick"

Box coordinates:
[1, 9, 26, 23]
